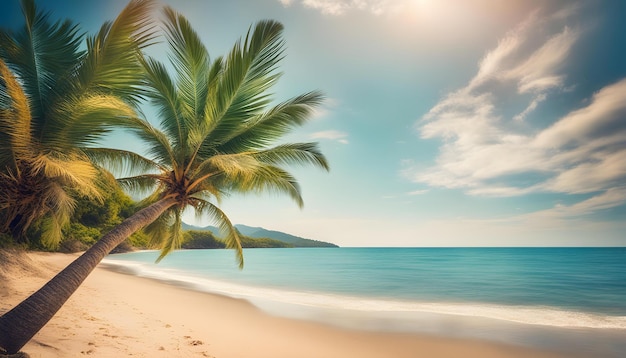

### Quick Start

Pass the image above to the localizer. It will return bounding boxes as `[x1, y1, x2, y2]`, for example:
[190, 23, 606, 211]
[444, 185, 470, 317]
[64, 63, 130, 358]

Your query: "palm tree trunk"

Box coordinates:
[0, 197, 177, 355]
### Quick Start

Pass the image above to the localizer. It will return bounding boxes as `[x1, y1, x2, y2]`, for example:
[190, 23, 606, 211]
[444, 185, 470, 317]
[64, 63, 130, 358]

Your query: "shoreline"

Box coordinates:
[0, 251, 587, 357]
[101, 253, 626, 357]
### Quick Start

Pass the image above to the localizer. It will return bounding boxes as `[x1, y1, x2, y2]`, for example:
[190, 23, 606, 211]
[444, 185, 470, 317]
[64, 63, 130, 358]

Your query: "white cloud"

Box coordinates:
[540, 148, 626, 195]
[534, 79, 626, 148]
[279, 0, 402, 16]
[310, 130, 349, 144]
[513, 93, 546, 122]
[469, 10, 536, 89]
[563, 187, 626, 216]
[407, 189, 428, 196]
[506, 27, 578, 94]
[407, 6, 626, 218]
[302, 0, 348, 15]
[494, 186, 626, 233]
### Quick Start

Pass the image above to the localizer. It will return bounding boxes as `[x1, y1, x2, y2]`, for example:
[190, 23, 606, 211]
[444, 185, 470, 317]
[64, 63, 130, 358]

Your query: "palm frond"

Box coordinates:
[84, 147, 162, 177]
[187, 188, 225, 208]
[143, 207, 174, 250]
[154, 207, 184, 263]
[204, 20, 285, 145]
[117, 174, 160, 197]
[196, 153, 303, 207]
[0, 0, 84, 120]
[121, 116, 176, 166]
[195, 153, 261, 179]
[139, 54, 186, 152]
[189, 197, 243, 268]
[0, 58, 32, 165]
[77, 0, 157, 105]
[42, 94, 137, 150]
[252, 143, 330, 171]
[230, 165, 304, 208]
[213, 91, 324, 153]
[162, 7, 209, 124]
[39, 181, 75, 248]
[30, 153, 102, 200]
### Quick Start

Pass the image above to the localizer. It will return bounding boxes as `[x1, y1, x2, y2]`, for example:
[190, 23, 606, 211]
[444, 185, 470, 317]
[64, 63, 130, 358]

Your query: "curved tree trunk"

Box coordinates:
[0, 197, 177, 355]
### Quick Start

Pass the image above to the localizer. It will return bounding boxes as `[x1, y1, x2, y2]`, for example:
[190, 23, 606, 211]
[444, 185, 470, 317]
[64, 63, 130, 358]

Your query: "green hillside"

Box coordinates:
[235, 225, 338, 248]
[182, 230, 292, 249]
[181, 223, 338, 248]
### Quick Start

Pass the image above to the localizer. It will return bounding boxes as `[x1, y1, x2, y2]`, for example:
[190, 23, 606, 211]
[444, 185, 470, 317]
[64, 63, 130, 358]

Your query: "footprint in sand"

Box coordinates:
[184, 336, 203, 346]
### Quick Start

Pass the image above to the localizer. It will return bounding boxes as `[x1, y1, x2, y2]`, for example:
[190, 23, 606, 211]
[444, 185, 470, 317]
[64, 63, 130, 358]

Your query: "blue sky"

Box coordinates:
[3, 0, 626, 247]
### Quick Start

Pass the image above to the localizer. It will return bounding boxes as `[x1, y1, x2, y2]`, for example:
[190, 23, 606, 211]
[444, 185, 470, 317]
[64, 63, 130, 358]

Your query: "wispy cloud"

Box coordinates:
[310, 130, 349, 144]
[542, 187, 626, 218]
[407, 189, 429, 196]
[279, 0, 403, 16]
[310, 97, 339, 120]
[406, 6, 626, 217]
[482, 186, 626, 237]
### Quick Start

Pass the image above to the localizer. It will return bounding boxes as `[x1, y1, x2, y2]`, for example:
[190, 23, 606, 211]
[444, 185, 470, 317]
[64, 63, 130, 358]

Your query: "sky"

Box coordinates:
[2, 0, 626, 247]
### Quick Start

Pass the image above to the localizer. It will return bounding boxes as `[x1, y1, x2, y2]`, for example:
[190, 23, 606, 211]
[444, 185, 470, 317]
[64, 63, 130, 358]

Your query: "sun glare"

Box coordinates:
[386, 0, 454, 35]
[386, 0, 496, 46]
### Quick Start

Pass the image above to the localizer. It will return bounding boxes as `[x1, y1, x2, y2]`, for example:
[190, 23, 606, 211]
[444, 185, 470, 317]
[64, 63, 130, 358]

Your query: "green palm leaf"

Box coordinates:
[0, 0, 84, 120]
[42, 94, 137, 150]
[213, 91, 325, 154]
[153, 207, 185, 263]
[139, 54, 187, 153]
[117, 174, 160, 197]
[76, 0, 156, 106]
[204, 20, 285, 145]
[119, 116, 177, 166]
[0, 58, 32, 167]
[252, 143, 330, 171]
[84, 147, 162, 177]
[162, 7, 209, 123]
[38, 181, 75, 248]
[143, 207, 174, 249]
[30, 152, 102, 200]
[232, 165, 304, 208]
[189, 197, 243, 268]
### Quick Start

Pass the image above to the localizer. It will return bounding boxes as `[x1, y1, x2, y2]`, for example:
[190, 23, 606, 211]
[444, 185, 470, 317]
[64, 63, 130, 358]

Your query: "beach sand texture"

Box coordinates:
[0, 251, 571, 358]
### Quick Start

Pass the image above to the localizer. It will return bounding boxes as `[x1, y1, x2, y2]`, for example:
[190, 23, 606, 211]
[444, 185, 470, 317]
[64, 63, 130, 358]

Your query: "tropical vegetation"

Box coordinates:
[182, 230, 293, 249]
[0, 0, 154, 249]
[0, 1, 327, 355]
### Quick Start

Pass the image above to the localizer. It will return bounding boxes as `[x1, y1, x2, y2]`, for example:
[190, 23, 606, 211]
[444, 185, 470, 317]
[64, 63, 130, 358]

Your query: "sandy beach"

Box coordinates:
[0, 250, 573, 358]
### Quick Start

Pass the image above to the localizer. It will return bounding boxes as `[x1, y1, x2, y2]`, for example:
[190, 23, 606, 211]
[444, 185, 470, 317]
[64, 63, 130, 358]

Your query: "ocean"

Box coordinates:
[102, 247, 626, 357]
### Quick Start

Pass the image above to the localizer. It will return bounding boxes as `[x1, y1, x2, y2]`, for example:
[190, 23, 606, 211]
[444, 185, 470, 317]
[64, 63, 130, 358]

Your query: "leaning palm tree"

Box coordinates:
[0, 0, 156, 248]
[108, 9, 329, 264]
[0, 8, 328, 355]
[0, 0, 155, 354]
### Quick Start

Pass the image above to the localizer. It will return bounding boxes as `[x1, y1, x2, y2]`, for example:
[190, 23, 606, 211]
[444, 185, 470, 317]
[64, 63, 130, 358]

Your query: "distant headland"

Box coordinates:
[181, 223, 339, 249]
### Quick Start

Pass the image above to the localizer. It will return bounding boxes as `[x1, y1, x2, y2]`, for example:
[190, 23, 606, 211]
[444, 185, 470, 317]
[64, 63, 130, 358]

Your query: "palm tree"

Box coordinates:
[0, 0, 155, 248]
[0, 7, 328, 355]
[0, 0, 155, 354]
[105, 8, 329, 264]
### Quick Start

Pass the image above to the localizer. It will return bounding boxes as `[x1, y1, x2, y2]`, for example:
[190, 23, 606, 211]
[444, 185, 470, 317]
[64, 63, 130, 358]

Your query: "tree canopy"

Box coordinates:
[91, 9, 329, 266]
[0, 0, 156, 247]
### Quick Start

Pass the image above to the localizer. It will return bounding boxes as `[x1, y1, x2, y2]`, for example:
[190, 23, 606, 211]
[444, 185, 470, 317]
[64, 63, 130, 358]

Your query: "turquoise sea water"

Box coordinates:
[103, 247, 626, 357]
